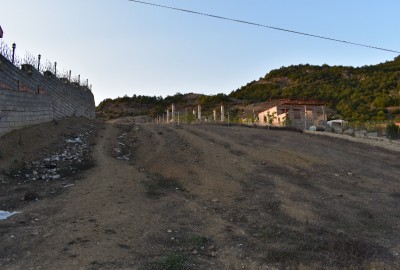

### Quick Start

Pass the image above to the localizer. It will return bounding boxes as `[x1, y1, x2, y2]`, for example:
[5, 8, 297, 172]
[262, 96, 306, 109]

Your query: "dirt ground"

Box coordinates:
[0, 117, 399, 269]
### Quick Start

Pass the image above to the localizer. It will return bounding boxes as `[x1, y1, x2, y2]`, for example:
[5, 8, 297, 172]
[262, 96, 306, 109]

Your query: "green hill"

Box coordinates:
[97, 57, 400, 122]
[230, 56, 400, 122]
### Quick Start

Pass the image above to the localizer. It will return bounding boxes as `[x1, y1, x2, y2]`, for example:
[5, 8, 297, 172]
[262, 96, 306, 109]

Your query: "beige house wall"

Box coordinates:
[258, 107, 278, 125]
[258, 104, 327, 128]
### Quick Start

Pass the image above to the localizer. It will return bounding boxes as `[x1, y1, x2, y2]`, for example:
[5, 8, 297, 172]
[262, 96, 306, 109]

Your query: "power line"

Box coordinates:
[128, 0, 400, 54]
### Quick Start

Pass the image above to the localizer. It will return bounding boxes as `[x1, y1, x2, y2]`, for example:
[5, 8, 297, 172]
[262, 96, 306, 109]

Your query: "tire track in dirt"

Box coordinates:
[132, 123, 254, 268]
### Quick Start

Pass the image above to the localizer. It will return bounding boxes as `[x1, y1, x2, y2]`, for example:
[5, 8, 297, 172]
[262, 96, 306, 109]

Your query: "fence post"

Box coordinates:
[12, 43, 16, 64]
[198, 104, 202, 121]
[166, 110, 170, 123]
[37, 54, 41, 70]
[172, 104, 175, 122]
[304, 105, 307, 130]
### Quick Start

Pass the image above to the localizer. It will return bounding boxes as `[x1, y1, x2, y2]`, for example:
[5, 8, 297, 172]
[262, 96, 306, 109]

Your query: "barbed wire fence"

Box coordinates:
[0, 39, 91, 91]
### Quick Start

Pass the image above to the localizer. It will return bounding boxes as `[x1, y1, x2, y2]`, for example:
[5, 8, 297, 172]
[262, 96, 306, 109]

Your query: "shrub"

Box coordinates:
[386, 123, 400, 140]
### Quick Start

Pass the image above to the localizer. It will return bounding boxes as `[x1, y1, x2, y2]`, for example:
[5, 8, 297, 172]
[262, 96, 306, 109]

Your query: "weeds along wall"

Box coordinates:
[0, 54, 95, 136]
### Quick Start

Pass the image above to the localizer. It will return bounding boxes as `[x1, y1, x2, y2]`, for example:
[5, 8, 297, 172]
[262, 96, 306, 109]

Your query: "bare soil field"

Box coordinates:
[0, 117, 399, 269]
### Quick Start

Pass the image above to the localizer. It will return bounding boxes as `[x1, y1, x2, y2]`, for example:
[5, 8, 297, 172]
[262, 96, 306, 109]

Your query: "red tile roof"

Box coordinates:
[261, 99, 327, 111]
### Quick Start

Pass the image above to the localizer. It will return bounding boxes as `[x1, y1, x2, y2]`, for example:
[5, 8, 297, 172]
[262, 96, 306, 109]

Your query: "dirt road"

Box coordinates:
[1, 119, 399, 269]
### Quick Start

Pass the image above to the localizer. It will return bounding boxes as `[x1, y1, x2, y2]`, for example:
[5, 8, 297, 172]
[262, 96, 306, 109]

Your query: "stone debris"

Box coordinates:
[43, 233, 53, 238]
[118, 133, 127, 139]
[114, 131, 132, 163]
[65, 137, 83, 144]
[116, 155, 130, 161]
[5, 126, 94, 182]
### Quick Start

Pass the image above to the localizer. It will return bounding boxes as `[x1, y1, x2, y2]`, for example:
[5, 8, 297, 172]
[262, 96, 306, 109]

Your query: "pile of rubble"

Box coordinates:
[6, 125, 95, 183]
[114, 132, 132, 163]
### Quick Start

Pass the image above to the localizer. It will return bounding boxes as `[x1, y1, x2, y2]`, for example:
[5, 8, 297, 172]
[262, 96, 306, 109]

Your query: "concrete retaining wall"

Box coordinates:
[0, 89, 53, 135]
[0, 54, 95, 136]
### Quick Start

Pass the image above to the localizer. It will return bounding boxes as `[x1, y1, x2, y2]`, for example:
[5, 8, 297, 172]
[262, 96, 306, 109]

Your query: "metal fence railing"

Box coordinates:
[0, 40, 91, 90]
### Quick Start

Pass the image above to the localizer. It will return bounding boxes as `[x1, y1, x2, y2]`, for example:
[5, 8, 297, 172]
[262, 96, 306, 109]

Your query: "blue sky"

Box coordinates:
[2, 0, 399, 105]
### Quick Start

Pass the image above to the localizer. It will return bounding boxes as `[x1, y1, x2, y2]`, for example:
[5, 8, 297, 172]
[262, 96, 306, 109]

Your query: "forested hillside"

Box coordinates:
[96, 93, 236, 120]
[230, 56, 400, 121]
[97, 57, 400, 122]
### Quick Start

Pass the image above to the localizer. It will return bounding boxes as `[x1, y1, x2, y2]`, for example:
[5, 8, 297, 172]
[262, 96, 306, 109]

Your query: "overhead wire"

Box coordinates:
[128, 0, 400, 54]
